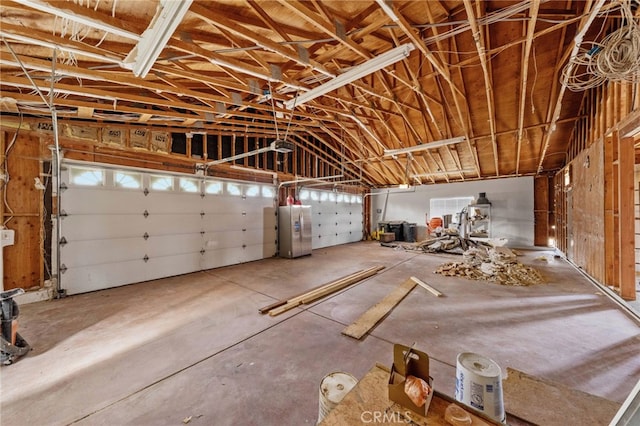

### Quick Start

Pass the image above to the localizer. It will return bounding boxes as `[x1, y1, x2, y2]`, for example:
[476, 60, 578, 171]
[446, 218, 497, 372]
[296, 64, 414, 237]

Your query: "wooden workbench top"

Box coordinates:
[319, 363, 501, 426]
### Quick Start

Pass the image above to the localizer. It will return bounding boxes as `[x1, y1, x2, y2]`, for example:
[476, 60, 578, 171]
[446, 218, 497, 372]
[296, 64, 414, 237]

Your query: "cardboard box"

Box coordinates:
[388, 344, 434, 416]
[380, 232, 396, 243]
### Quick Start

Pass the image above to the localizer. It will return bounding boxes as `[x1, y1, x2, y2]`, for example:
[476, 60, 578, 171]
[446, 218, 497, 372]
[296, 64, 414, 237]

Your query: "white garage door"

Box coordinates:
[58, 161, 277, 295]
[298, 189, 363, 249]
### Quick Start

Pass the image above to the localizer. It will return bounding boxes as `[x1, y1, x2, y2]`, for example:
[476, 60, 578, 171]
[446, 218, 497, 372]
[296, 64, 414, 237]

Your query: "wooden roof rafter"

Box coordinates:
[463, 0, 499, 176]
[515, 1, 540, 175]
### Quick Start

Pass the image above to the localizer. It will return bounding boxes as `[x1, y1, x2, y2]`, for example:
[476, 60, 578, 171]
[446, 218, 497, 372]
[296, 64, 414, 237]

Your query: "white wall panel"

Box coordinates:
[370, 177, 534, 246]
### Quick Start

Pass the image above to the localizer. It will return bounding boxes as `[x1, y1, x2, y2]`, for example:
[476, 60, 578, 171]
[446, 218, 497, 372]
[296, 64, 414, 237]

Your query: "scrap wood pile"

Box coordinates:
[385, 233, 489, 255]
[435, 246, 544, 286]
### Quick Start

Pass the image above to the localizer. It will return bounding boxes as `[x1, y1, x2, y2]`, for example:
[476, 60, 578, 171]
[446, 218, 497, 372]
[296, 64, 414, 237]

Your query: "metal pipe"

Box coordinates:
[50, 50, 63, 298]
[4, 39, 64, 297]
[363, 187, 417, 234]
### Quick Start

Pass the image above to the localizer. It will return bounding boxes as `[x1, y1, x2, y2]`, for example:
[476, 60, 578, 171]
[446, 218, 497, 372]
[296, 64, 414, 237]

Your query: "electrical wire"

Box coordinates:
[2, 113, 22, 227]
[564, 0, 640, 91]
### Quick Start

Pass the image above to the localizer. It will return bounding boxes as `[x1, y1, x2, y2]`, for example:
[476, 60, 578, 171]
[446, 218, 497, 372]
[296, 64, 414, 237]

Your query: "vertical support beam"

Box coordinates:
[604, 135, 616, 286]
[618, 131, 635, 299]
[0, 132, 5, 225]
[534, 175, 550, 246]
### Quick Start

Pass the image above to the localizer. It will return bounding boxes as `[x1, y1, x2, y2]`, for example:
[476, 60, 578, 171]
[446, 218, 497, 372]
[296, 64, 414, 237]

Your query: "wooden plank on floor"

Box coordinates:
[260, 267, 376, 314]
[502, 368, 620, 426]
[410, 276, 443, 297]
[342, 278, 416, 339]
[268, 266, 385, 316]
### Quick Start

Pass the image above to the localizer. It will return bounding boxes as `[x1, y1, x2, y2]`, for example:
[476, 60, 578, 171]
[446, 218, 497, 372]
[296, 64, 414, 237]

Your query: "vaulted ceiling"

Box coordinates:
[0, 0, 622, 187]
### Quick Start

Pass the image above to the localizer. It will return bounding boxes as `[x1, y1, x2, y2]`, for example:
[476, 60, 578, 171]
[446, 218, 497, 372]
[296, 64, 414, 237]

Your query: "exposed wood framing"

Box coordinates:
[464, 0, 499, 176]
[618, 131, 635, 299]
[515, 1, 539, 175]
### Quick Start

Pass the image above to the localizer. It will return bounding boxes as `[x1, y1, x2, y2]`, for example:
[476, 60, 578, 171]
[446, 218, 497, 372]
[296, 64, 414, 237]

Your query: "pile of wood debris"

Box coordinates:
[435, 246, 544, 286]
[382, 233, 489, 255]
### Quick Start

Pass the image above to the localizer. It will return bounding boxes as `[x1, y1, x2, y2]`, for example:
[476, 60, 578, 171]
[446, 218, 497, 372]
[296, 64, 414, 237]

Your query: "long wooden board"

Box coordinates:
[268, 266, 385, 317]
[410, 276, 443, 297]
[259, 267, 379, 314]
[342, 278, 416, 339]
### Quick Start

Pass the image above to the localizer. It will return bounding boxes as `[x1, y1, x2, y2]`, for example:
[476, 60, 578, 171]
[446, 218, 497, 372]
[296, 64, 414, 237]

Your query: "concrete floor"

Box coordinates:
[2, 242, 639, 425]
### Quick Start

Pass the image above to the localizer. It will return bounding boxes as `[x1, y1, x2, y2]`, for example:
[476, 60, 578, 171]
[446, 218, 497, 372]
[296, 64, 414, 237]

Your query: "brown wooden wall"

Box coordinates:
[569, 140, 606, 283]
[554, 79, 639, 300]
[534, 175, 552, 246]
[2, 130, 44, 290]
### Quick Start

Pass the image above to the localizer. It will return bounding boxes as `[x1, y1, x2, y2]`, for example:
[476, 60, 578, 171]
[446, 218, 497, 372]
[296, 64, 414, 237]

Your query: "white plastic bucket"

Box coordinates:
[317, 372, 357, 424]
[454, 352, 505, 422]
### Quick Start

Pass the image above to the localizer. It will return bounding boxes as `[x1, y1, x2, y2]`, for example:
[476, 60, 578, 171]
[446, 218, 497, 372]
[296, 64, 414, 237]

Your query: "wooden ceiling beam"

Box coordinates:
[515, 1, 540, 175]
[6, 0, 145, 40]
[394, 14, 445, 140]
[246, 0, 292, 43]
[0, 51, 245, 109]
[463, 0, 499, 176]
[446, 30, 481, 177]
[537, 0, 606, 173]
[190, 2, 333, 78]
[277, 0, 370, 60]
[379, 2, 464, 98]
[0, 22, 125, 64]
[309, 125, 380, 184]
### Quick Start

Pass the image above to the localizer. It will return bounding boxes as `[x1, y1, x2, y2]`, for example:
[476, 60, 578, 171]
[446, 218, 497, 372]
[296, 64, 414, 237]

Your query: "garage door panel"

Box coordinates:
[202, 213, 245, 231]
[241, 244, 273, 262]
[203, 230, 245, 250]
[145, 253, 202, 281]
[145, 192, 202, 213]
[201, 246, 244, 270]
[61, 238, 146, 268]
[145, 234, 203, 257]
[61, 215, 146, 240]
[59, 161, 279, 294]
[63, 260, 149, 295]
[146, 214, 203, 235]
[61, 188, 146, 215]
[242, 228, 274, 245]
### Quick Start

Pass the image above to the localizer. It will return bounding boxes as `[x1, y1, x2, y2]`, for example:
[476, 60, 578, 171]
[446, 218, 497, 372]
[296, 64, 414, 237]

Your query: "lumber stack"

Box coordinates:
[260, 266, 385, 316]
[435, 246, 544, 286]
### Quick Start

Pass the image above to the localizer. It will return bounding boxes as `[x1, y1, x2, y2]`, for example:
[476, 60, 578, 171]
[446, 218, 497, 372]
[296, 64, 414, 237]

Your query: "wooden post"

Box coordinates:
[0, 132, 5, 225]
[603, 135, 615, 286]
[534, 176, 550, 246]
[618, 131, 635, 300]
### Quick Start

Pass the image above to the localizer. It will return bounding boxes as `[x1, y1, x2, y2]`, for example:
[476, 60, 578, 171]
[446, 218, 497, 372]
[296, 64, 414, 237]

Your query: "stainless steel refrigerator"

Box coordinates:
[278, 205, 312, 258]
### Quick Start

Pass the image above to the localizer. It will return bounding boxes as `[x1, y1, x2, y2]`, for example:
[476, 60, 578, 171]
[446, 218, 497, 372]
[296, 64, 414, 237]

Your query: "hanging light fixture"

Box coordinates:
[384, 136, 466, 156]
[123, 0, 193, 78]
[284, 43, 415, 109]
